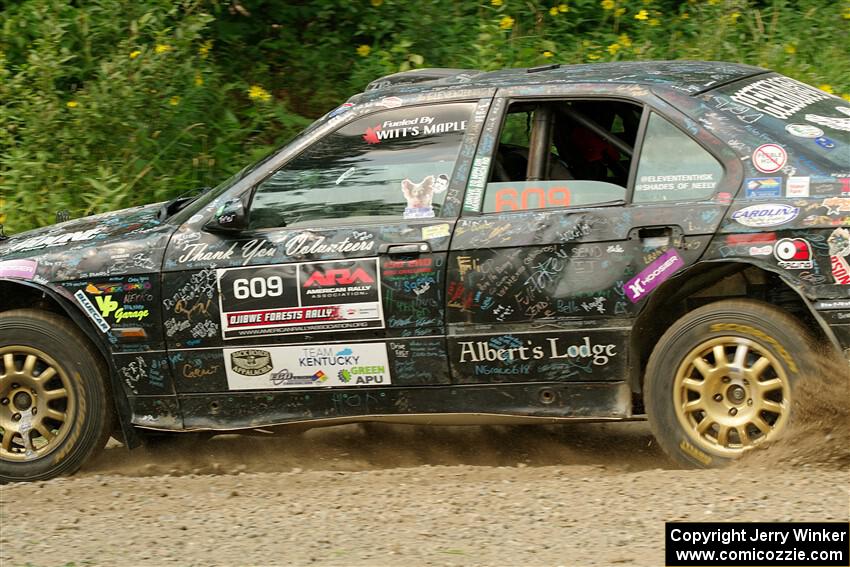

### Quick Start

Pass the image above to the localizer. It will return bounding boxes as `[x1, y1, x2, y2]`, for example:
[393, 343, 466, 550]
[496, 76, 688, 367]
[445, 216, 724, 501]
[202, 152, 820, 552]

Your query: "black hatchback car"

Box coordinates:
[1, 61, 848, 481]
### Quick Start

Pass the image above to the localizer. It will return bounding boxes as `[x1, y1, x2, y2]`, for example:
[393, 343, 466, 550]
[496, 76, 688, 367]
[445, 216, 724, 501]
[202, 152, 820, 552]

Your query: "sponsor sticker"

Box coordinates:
[731, 204, 799, 228]
[218, 258, 383, 339]
[828, 228, 850, 285]
[815, 136, 836, 149]
[224, 342, 391, 390]
[625, 249, 684, 303]
[773, 238, 813, 269]
[752, 144, 787, 174]
[744, 177, 782, 199]
[74, 289, 111, 333]
[5, 228, 102, 254]
[378, 96, 402, 109]
[815, 299, 850, 310]
[730, 76, 831, 120]
[0, 259, 37, 279]
[422, 223, 451, 240]
[230, 349, 273, 376]
[748, 245, 773, 256]
[784, 123, 823, 138]
[785, 176, 810, 198]
[822, 197, 850, 216]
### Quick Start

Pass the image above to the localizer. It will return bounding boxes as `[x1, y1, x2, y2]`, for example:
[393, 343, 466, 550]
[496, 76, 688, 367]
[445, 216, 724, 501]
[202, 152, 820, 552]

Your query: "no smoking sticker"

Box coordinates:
[752, 144, 787, 173]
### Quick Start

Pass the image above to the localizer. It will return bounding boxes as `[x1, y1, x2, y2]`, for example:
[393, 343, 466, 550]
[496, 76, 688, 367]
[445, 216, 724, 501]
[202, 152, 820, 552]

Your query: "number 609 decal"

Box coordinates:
[233, 276, 284, 299]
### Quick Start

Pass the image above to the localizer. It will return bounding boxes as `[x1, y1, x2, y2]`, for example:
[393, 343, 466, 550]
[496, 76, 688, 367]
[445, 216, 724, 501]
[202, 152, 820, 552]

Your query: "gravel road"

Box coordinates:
[1, 419, 848, 567]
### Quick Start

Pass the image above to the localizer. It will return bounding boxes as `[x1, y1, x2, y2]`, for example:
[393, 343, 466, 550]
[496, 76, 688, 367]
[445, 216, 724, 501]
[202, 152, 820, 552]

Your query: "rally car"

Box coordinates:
[1, 60, 848, 482]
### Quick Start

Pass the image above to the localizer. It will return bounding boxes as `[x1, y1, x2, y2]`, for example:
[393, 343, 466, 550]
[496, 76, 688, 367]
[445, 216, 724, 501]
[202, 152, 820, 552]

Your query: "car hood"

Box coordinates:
[0, 202, 177, 282]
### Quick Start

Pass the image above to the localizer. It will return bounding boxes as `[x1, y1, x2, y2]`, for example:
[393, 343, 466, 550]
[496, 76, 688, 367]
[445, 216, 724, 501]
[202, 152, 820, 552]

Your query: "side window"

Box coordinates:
[481, 99, 642, 214]
[633, 112, 723, 203]
[250, 102, 476, 228]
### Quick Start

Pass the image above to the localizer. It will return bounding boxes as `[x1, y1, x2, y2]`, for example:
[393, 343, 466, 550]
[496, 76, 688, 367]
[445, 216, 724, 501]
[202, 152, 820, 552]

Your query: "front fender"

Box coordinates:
[0, 278, 140, 448]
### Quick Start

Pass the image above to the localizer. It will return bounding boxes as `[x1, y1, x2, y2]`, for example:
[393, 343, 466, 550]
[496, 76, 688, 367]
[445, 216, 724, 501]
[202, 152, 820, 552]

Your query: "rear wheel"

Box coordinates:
[0, 309, 111, 482]
[645, 299, 812, 468]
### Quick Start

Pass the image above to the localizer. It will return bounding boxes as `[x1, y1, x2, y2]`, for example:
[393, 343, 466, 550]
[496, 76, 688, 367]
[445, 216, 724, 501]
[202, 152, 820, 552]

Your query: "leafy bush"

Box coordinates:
[1, 0, 848, 233]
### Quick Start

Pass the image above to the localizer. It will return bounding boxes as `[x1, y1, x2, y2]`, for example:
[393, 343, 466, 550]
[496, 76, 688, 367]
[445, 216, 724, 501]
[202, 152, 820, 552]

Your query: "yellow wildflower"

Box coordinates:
[843, 7, 850, 19]
[607, 43, 621, 55]
[819, 84, 834, 94]
[499, 15, 515, 29]
[129, 50, 141, 59]
[601, 0, 615, 10]
[615, 8, 625, 16]
[649, 17, 660, 25]
[543, 50, 554, 58]
[680, 12, 689, 19]
[169, 96, 180, 106]
[559, 4, 568, 12]
[842, 94, 850, 103]
[154, 44, 171, 54]
[707, 0, 718, 4]
[491, 0, 502, 5]
[198, 40, 213, 58]
[729, 11, 741, 22]
[784, 44, 797, 55]
[371, 0, 383, 5]
[356, 44, 371, 57]
[549, 6, 559, 15]
[66, 100, 78, 108]
[194, 73, 204, 86]
[618, 33, 632, 47]
[588, 53, 601, 60]
[634, 9, 649, 20]
[248, 85, 272, 102]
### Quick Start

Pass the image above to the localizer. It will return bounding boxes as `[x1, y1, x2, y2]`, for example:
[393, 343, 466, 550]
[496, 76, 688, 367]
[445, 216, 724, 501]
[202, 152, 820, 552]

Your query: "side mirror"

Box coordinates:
[205, 198, 249, 233]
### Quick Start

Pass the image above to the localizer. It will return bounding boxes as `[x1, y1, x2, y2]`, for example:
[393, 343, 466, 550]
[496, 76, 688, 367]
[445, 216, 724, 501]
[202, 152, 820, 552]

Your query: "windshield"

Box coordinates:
[706, 74, 849, 175]
[168, 112, 332, 224]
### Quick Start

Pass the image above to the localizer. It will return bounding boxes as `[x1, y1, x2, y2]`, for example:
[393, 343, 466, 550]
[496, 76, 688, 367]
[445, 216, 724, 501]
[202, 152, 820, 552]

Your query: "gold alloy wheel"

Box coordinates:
[0, 346, 77, 461]
[673, 336, 790, 457]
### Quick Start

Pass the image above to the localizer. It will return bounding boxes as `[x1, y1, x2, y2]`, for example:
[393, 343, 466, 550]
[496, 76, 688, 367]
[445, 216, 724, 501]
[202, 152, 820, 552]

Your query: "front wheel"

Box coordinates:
[645, 299, 813, 468]
[0, 309, 112, 482]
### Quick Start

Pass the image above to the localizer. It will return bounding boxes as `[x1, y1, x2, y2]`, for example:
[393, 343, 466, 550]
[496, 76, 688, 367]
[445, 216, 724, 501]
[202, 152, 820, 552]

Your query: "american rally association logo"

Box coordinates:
[230, 349, 273, 376]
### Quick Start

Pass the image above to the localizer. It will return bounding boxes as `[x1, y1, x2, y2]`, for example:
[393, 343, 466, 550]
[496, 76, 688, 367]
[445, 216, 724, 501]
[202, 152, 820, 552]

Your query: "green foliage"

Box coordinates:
[1, 0, 848, 233]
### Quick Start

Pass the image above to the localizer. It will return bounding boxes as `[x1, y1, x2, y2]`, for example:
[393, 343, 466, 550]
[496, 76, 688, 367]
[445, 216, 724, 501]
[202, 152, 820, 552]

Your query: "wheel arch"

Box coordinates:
[628, 259, 840, 397]
[0, 278, 139, 447]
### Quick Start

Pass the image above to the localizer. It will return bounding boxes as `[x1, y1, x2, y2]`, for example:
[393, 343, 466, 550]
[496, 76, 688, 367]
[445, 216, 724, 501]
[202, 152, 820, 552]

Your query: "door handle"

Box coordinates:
[385, 243, 430, 256]
[631, 226, 684, 248]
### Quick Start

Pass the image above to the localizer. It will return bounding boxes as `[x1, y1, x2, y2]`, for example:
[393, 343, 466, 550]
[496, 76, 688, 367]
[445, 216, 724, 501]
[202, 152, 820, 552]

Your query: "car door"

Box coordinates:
[446, 87, 739, 404]
[160, 99, 487, 428]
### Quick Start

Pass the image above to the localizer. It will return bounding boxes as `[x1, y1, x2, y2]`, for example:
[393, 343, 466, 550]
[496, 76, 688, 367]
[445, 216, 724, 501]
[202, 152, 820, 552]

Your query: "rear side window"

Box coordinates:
[250, 102, 475, 228]
[633, 113, 724, 203]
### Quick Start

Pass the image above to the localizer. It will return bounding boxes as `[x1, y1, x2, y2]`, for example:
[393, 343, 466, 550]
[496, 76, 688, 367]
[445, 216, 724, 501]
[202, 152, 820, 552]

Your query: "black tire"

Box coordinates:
[0, 309, 112, 482]
[645, 299, 814, 468]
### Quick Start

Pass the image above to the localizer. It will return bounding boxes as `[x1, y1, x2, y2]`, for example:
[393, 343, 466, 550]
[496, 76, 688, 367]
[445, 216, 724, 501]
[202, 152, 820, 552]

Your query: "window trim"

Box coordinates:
[628, 110, 728, 205]
[246, 100, 481, 228]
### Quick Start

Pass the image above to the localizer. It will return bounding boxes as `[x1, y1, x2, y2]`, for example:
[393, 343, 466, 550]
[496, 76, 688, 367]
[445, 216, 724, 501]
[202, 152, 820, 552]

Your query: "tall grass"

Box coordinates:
[1, 0, 847, 234]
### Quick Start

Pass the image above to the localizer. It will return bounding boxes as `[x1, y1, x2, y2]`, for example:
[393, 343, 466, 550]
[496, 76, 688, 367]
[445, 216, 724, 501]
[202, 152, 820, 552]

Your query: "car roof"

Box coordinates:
[356, 60, 767, 101]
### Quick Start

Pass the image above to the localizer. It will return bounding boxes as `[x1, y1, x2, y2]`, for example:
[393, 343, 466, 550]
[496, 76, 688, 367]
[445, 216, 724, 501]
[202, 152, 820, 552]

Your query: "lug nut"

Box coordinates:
[12, 413, 20, 422]
[31, 408, 37, 415]
[747, 399, 753, 406]
[0, 398, 8, 405]
[11, 383, 19, 389]
[722, 377, 731, 383]
[713, 394, 723, 402]
[729, 408, 738, 416]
